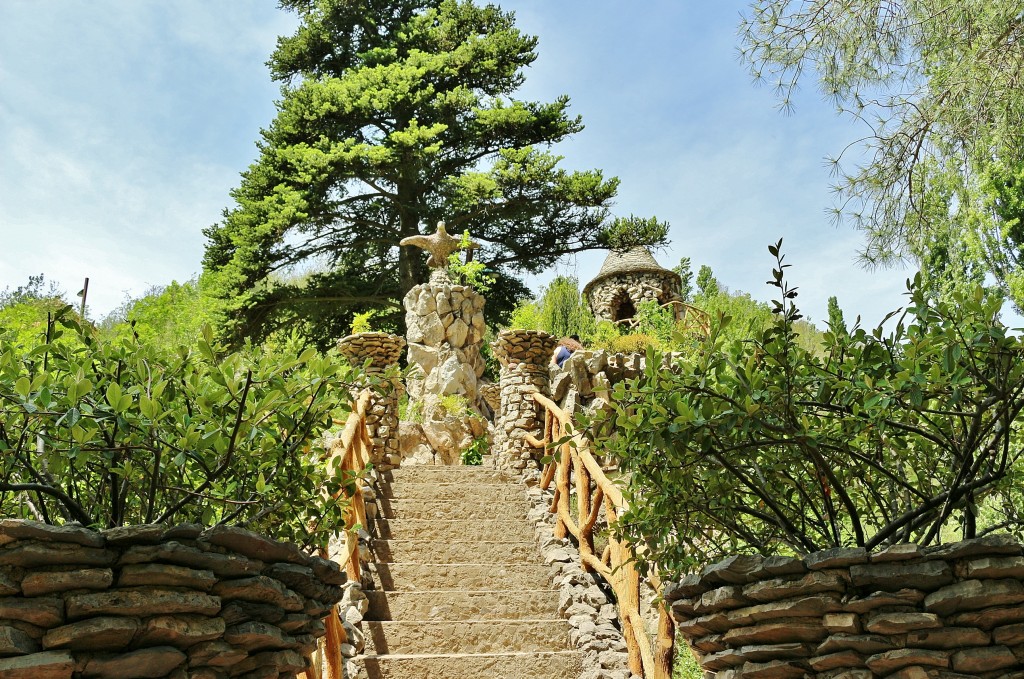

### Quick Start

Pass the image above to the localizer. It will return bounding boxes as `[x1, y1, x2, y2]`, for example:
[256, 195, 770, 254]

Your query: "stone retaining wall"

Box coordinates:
[664, 535, 1024, 678]
[0, 519, 345, 679]
[521, 468, 638, 679]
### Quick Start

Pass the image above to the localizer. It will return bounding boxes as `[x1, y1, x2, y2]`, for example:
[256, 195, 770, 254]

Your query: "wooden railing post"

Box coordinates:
[528, 391, 675, 679]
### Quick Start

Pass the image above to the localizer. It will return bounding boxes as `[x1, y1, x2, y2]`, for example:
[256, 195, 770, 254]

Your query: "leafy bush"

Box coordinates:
[608, 333, 661, 354]
[460, 436, 488, 466]
[0, 306, 364, 548]
[447, 231, 494, 293]
[596, 241, 1024, 578]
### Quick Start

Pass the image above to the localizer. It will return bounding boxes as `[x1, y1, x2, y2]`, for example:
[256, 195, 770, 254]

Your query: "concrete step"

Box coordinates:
[371, 518, 536, 542]
[369, 562, 552, 591]
[380, 466, 513, 484]
[377, 481, 526, 502]
[372, 539, 540, 564]
[364, 619, 569, 655]
[378, 497, 529, 521]
[365, 589, 561, 621]
[352, 651, 582, 679]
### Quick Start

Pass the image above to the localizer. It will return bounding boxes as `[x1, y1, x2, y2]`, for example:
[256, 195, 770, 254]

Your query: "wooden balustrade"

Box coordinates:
[527, 392, 676, 679]
[300, 390, 374, 679]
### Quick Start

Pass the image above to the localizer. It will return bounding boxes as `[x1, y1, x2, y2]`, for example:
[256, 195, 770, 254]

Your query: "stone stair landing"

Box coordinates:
[353, 464, 581, 679]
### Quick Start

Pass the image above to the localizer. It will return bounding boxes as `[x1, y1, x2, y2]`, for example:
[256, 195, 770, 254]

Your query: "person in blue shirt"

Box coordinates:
[553, 335, 583, 368]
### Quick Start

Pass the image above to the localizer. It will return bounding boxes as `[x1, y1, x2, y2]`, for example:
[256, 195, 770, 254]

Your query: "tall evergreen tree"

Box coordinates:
[203, 0, 666, 347]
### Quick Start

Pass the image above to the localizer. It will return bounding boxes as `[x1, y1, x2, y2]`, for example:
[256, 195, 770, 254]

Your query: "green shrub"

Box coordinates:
[460, 436, 488, 465]
[0, 306, 363, 548]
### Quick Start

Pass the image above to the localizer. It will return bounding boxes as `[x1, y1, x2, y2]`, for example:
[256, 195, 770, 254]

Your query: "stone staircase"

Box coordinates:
[354, 463, 582, 678]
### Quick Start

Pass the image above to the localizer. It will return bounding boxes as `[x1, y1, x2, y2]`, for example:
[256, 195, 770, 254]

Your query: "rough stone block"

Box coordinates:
[865, 648, 949, 674]
[211, 576, 303, 612]
[0, 650, 75, 678]
[960, 556, 1024, 580]
[137, 615, 225, 648]
[864, 611, 942, 634]
[0, 596, 64, 627]
[843, 588, 925, 613]
[65, 589, 220, 620]
[951, 645, 1018, 673]
[721, 620, 827, 646]
[924, 578, 1024, 616]
[850, 561, 953, 592]
[905, 626, 990, 649]
[21, 569, 113, 597]
[0, 625, 39, 656]
[808, 649, 866, 671]
[42, 616, 139, 651]
[78, 645, 186, 678]
[743, 570, 846, 603]
[806, 547, 868, 570]
[0, 520, 104, 548]
[0, 543, 114, 568]
[817, 634, 899, 655]
[118, 563, 216, 591]
[823, 613, 860, 634]
[119, 542, 262, 578]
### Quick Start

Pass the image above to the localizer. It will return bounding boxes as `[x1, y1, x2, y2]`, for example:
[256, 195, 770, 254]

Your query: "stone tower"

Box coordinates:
[582, 246, 682, 323]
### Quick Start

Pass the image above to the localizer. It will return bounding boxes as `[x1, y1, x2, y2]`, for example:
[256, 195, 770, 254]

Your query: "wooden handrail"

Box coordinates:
[300, 389, 374, 679]
[530, 391, 675, 679]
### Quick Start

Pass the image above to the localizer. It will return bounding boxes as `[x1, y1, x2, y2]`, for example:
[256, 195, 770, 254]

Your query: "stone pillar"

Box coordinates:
[336, 332, 405, 471]
[401, 277, 490, 464]
[492, 329, 558, 472]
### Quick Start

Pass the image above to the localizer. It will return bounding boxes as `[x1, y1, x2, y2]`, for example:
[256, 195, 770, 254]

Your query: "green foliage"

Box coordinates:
[826, 295, 847, 336]
[695, 265, 718, 297]
[673, 645, 703, 679]
[506, 276, 597, 342]
[0, 275, 75, 350]
[596, 241, 1024, 578]
[447, 231, 494, 293]
[740, 1, 1024, 307]
[460, 435, 488, 466]
[202, 0, 666, 347]
[104, 279, 217, 355]
[589, 320, 623, 351]
[607, 333, 660, 354]
[0, 306, 363, 547]
[349, 309, 377, 335]
[673, 257, 694, 302]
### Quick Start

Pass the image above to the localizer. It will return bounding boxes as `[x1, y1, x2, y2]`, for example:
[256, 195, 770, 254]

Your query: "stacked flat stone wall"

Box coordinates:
[587, 271, 681, 323]
[492, 329, 557, 472]
[0, 519, 345, 679]
[336, 332, 405, 472]
[664, 535, 1024, 678]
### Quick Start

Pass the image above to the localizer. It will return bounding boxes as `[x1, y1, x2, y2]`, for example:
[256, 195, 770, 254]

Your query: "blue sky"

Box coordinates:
[0, 1, 921, 328]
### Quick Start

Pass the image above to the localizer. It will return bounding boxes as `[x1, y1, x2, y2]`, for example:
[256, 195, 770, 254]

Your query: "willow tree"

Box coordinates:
[740, 1, 1024, 305]
[203, 0, 665, 347]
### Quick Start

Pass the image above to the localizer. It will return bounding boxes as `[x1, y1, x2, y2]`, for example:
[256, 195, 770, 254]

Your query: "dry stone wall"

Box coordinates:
[492, 329, 558, 472]
[664, 535, 1024, 678]
[0, 519, 345, 679]
[549, 349, 682, 419]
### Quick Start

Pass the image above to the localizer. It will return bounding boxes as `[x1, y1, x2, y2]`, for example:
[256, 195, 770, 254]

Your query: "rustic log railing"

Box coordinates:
[300, 390, 374, 679]
[525, 392, 676, 679]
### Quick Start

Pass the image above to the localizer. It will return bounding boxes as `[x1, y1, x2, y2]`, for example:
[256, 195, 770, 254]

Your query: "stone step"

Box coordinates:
[365, 589, 561, 621]
[380, 466, 513, 484]
[377, 481, 525, 502]
[369, 562, 552, 591]
[364, 619, 569, 655]
[372, 518, 536, 542]
[353, 651, 583, 679]
[378, 498, 529, 521]
[372, 539, 540, 564]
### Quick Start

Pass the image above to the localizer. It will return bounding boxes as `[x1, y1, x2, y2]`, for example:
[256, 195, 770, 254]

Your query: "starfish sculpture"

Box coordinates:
[400, 221, 479, 269]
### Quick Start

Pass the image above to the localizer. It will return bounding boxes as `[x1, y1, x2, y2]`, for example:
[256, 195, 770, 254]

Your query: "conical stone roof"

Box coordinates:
[582, 246, 680, 297]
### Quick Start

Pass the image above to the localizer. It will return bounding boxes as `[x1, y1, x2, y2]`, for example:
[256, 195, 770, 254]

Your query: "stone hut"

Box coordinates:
[583, 246, 682, 323]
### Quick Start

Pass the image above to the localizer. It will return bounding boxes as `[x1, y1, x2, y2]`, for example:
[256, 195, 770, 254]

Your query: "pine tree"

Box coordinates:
[203, 0, 665, 347]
